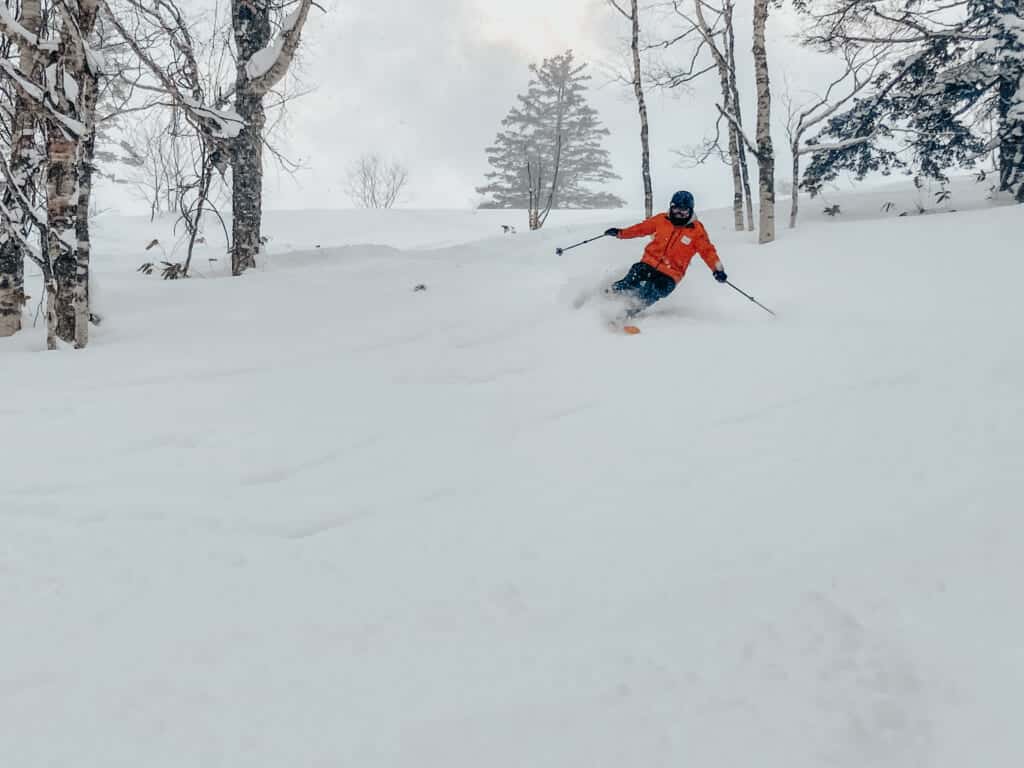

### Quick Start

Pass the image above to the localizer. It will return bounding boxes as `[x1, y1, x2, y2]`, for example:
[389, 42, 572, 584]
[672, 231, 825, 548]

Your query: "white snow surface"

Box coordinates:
[3, 179, 1024, 766]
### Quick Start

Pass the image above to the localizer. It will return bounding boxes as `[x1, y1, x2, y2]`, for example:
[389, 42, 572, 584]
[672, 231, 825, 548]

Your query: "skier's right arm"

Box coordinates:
[611, 216, 658, 239]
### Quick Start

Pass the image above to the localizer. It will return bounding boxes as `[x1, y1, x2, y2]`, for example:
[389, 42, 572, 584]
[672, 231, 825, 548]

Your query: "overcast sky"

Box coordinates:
[102, 0, 845, 216]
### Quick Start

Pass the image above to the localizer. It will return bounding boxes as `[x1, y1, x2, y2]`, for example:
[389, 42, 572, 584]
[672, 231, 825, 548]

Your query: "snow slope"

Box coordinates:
[3, 187, 1024, 767]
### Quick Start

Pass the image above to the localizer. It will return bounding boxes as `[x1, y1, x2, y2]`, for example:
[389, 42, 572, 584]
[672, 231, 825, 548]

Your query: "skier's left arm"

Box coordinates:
[696, 224, 728, 283]
[608, 216, 658, 239]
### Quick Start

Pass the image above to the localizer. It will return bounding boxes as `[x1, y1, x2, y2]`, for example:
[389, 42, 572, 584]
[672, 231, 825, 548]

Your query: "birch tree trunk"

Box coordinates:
[46, 59, 80, 346]
[629, 0, 653, 218]
[528, 207, 540, 231]
[231, 88, 266, 275]
[728, 129, 746, 230]
[694, 0, 743, 231]
[0, 0, 42, 337]
[527, 160, 541, 231]
[725, 2, 755, 231]
[231, 0, 271, 276]
[231, 0, 314, 275]
[75, 63, 100, 347]
[46, 128, 78, 347]
[790, 143, 800, 229]
[752, 0, 775, 244]
[48, 0, 99, 347]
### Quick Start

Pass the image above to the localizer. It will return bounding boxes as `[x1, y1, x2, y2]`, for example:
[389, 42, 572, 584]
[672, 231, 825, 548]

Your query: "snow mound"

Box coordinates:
[3, 189, 1023, 767]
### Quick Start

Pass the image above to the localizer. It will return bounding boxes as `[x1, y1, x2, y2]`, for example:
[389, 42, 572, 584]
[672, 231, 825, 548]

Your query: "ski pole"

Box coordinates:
[555, 233, 609, 256]
[725, 280, 776, 317]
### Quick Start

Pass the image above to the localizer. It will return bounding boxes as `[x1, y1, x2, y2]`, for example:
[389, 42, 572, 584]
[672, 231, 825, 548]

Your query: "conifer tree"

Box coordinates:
[477, 50, 625, 230]
[797, 0, 1024, 203]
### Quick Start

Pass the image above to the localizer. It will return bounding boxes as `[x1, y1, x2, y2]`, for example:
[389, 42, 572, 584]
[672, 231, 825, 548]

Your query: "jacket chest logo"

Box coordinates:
[681, 236, 692, 245]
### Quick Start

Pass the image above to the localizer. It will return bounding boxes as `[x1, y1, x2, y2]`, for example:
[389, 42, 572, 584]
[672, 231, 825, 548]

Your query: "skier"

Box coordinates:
[603, 190, 727, 320]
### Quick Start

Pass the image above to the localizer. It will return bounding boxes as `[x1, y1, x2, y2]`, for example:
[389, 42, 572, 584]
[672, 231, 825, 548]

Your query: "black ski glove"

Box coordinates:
[605, 228, 621, 237]
[713, 270, 728, 283]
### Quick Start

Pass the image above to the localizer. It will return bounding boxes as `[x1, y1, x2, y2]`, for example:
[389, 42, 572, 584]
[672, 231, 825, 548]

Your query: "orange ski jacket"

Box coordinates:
[617, 215, 723, 282]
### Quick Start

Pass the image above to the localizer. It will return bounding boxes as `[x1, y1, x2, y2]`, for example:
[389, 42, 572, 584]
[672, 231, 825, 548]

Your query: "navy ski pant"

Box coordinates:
[609, 262, 677, 315]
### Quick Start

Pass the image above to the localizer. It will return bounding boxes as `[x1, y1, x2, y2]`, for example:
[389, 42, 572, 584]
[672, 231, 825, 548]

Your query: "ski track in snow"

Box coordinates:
[3, 182, 1024, 767]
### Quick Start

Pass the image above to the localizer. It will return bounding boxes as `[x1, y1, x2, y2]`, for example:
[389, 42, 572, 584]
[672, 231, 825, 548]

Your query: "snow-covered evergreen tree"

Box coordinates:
[797, 0, 1024, 203]
[477, 50, 625, 230]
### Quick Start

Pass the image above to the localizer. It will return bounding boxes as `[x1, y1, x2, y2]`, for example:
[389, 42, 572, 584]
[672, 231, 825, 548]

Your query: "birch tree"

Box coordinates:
[783, 48, 884, 227]
[608, 0, 654, 217]
[722, 0, 755, 231]
[650, 1, 754, 231]
[0, 0, 103, 348]
[751, 0, 775, 243]
[692, 0, 776, 243]
[0, 0, 42, 337]
[67, 0, 103, 348]
[231, 0, 313, 275]
[689, 0, 754, 231]
[103, 0, 249, 277]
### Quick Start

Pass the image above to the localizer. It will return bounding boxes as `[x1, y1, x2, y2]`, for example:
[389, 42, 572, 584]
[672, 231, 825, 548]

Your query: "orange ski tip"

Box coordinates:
[622, 325, 641, 334]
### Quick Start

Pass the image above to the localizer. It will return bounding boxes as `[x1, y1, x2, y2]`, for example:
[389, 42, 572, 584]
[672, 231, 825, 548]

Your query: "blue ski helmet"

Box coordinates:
[670, 190, 695, 210]
[668, 190, 695, 224]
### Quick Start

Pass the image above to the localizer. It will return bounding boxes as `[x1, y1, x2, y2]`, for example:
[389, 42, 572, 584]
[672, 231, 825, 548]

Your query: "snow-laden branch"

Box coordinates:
[716, 103, 760, 158]
[0, 60, 87, 136]
[0, 198, 45, 269]
[245, 0, 314, 96]
[0, 154, 47, 271]
[0, 59, 44, 102]
[182, 96, 244, 139]
[100, 1, 243, 141]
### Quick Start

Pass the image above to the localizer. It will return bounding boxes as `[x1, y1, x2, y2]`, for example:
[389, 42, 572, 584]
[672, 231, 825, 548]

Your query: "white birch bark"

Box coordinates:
[724, 1, 755, 231]
[624, 0, 653, 218]
[790, 145, 800, 229]
[693, 0, 744, 230]
[752, 0, 775, 244]
[74, 52, 100, 348]
[0, 0, 41, 337]
[46, 0, 99, 347]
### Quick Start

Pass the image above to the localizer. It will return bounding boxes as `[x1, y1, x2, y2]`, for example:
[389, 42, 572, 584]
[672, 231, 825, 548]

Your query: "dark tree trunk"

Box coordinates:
[231, 90, 266, 274]
[998, 69, 1024, 202]
[231, 0, 272, 276]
